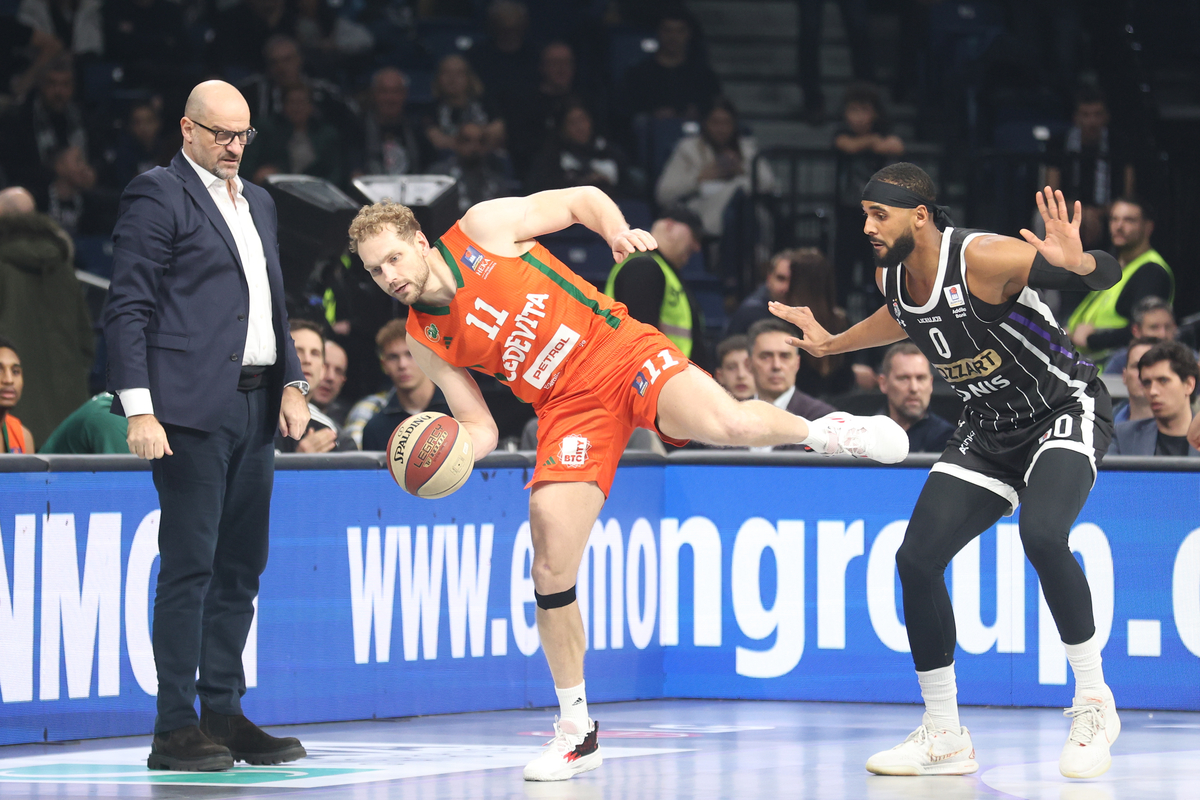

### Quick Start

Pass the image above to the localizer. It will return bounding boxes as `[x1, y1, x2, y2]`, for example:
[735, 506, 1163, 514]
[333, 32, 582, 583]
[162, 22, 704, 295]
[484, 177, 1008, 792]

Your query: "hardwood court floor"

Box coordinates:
[0, 699, 1196, 798]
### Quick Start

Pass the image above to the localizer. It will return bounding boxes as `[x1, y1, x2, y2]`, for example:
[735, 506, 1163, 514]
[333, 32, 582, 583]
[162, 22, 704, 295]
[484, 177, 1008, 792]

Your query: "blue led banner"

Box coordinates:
[1, 461, 1197, 745]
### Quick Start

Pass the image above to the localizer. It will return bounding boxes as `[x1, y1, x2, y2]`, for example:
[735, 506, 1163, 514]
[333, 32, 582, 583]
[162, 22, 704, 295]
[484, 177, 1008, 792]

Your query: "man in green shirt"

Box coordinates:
[40, 393, 130, 454]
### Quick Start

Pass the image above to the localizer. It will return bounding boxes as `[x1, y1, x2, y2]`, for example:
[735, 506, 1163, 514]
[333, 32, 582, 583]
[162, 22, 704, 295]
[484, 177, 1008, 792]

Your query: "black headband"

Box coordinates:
[861, 180, 954, 230]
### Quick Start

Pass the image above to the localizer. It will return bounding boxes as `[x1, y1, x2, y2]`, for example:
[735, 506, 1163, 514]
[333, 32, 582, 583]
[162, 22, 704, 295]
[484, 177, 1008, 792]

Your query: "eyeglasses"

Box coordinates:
[192, 120, 257, 146]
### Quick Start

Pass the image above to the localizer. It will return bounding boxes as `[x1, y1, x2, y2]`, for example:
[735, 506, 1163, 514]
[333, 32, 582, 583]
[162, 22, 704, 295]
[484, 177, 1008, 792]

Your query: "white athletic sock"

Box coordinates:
[555, 681, 588, 729]
[1064, 635, 1108, 698]
[917, 664, 961, 732]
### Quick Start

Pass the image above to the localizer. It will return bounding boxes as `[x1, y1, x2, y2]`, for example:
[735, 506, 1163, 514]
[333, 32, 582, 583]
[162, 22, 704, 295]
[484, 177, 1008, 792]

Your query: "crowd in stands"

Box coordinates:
[1, 0, 1196, 461]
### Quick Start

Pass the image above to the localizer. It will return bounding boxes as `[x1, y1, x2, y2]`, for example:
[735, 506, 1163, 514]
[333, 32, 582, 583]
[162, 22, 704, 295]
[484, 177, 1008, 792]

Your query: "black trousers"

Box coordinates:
[896, 448, 1098, 673]
[151, 386, 274, 733]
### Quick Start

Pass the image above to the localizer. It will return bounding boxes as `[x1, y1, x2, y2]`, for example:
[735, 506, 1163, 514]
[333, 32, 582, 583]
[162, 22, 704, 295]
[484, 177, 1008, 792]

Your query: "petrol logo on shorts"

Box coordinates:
[632, 372, 649, 396]
[424, 323, 440, 342]
[558, 435, 591, 468]
[523, 323, 581, 389]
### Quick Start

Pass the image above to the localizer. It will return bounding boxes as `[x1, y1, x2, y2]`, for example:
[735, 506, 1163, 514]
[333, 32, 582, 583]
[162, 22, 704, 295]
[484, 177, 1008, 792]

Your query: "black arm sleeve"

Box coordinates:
[611, 256, 666, 325]
[1027, 250, 1121, 291]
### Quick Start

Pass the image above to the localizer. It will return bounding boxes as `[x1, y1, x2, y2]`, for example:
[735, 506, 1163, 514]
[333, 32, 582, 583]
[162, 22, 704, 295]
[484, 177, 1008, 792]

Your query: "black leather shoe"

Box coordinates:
[200, 704, 307, 765]
[147, 725, 234, 771]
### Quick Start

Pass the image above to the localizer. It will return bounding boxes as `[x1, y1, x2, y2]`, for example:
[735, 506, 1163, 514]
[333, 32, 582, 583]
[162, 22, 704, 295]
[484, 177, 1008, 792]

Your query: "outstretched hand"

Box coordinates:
[610, 228, 657, 262]
[768, 301, 832, 357]
[1019, 186, 1085, 271]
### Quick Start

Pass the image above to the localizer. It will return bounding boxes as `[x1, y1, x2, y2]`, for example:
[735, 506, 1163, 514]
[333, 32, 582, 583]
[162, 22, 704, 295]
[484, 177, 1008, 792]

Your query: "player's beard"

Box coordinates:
[874, 229, 916, 270]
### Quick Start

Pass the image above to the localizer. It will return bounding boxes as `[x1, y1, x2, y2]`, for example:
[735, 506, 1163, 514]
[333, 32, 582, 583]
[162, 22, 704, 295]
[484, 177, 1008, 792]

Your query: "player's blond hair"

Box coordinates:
[347, 201, 422, 253]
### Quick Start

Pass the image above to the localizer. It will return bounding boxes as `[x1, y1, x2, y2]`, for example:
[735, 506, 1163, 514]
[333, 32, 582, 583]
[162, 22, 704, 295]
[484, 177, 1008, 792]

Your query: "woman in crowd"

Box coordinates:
[424, 54, 505, 159]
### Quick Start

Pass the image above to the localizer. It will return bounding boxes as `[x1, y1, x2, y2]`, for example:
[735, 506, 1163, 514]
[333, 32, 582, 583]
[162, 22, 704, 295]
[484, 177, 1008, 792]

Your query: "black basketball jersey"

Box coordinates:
[883, 227, 1100, 432]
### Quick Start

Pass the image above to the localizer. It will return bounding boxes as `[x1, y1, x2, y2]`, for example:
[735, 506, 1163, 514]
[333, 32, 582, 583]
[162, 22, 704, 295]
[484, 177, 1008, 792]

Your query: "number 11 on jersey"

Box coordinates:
[642, 349, 680, 384]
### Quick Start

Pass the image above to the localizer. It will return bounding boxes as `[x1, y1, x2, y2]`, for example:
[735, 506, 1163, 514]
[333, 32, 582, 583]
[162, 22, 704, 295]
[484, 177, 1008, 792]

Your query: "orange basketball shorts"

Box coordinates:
[528, 326, 690, 496]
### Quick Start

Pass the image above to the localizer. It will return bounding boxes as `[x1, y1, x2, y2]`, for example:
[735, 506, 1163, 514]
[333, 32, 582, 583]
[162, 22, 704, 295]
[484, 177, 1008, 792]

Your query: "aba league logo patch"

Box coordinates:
[424, 323, 440, 342]
[558, 435, 592, 468]
[944, 284, 965, 307]
[461, 246, 484, 271]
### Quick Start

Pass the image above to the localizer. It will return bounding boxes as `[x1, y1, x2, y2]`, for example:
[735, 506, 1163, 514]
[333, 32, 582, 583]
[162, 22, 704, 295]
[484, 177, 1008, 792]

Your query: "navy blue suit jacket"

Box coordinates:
[103, 151, 304, 432]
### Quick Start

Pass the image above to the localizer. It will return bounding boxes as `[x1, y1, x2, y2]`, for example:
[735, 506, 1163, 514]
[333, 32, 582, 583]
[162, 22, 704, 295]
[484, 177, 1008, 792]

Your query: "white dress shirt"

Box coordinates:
[118, 150, 284, 417]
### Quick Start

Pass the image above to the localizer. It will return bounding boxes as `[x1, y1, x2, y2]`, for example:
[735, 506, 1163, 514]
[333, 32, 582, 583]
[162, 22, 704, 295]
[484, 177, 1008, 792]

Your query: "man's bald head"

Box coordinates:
[0, 187, 36, 216]
[182, 81, 252, 181]
[184, 80, 250, 124]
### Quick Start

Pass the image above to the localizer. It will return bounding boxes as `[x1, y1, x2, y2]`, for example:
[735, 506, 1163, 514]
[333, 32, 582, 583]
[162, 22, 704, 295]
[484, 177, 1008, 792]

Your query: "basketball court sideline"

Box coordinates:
[1, 699, 1196, 799]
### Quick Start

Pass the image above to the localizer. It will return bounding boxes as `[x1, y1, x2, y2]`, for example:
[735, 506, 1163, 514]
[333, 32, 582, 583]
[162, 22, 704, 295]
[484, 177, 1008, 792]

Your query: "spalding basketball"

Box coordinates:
[387, 412, 474, 499]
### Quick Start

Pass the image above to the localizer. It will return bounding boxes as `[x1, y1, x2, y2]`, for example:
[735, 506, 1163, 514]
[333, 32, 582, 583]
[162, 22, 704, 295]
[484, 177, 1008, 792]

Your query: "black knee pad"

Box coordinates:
[535, 585, 577, 609]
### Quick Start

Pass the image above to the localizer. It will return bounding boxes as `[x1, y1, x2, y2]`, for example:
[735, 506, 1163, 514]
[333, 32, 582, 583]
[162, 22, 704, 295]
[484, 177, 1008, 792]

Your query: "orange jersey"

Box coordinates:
[3, 413, 27, 453]
[407, 222, 644, 406]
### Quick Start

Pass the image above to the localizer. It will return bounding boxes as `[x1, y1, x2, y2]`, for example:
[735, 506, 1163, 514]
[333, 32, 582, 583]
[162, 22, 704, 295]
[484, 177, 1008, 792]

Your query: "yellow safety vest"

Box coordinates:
[605, 252, 693, 357]
[1068, 248, 1173, 334]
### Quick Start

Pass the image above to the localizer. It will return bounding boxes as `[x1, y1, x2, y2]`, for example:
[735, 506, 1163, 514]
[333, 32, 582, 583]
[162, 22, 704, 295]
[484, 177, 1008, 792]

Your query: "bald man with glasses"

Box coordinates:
[104, 80, 309, 772]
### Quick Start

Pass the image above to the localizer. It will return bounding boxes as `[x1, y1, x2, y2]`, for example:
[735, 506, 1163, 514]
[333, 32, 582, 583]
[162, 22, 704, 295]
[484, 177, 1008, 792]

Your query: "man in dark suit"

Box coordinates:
[1108, 340, 1200, 457]
[745, 318, 836, 452]
[104, 80, 310, 772]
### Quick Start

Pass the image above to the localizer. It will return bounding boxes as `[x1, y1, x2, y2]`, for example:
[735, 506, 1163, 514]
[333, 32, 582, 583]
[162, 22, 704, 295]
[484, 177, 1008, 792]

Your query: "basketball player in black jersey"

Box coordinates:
[772, 163, 1124, 779]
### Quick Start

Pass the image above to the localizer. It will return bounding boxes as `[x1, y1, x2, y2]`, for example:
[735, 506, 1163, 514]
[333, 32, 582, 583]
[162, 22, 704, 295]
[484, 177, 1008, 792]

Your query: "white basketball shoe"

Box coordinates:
[865, 713, 979, 776]
[1059, 690, 1120, 778]
[812, 413, 910, 464]
[523, 717, 602, 781]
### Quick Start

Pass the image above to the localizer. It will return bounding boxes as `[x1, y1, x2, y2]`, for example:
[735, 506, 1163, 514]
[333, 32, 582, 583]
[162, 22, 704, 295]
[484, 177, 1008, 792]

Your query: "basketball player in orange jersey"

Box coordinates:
[347, 186, 909, 781]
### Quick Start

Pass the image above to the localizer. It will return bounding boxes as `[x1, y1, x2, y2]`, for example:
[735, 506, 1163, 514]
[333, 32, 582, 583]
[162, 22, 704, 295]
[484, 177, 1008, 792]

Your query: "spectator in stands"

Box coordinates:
[726, 251, 793, 335]
[42, 144, 117, 238]
[777, 247, 869, 397]
[623, 8, 720, 122]
[877, 342, 955, 453]
[275, 320, 354, 453]
[1068, 197, 1172, 356]
[289, 0, 374, 75]
[1046, 87, 1136, 250]
[1, 8, 63, 106]
[0, 194, 92, 445]
[1104, 297, 1178, 374]
[0, 54, 87, 201]
[1112, 336, 1161, 424]
[506, 41, 603, 177]
[17, 0, 103, 57]
[313, 339, 350, 426]
[747, 318, 835, 425]
[355, 67, 426, 176]
[0, 337, 34, 453]
[833, 82, 904, 309]
[103, 0, 191, 97]
[656, 97, 773, 237]
[526, 100, 635, 198]
[209, 0, 291, 77]
[344, 319, 401, 448]
[467, 0, 539, 120]
[239, 35, 359, 139]
[604, 207, 707, 365]
[0, 187, 37, 215]
[1109, 341, 1199, 457]
[425, 54, 505, 158]
[714, 334, 755, 400]
[39, 392, 129, 453]
[359, 321, 452, 451]
[107, 101, 177, 190]
[244, 83, 344, 186]
[428, 121, 513, 212]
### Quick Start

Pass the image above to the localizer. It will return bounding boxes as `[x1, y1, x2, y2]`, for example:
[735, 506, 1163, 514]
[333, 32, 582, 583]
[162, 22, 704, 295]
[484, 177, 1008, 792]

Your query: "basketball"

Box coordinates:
[386, 412, 474, 499]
